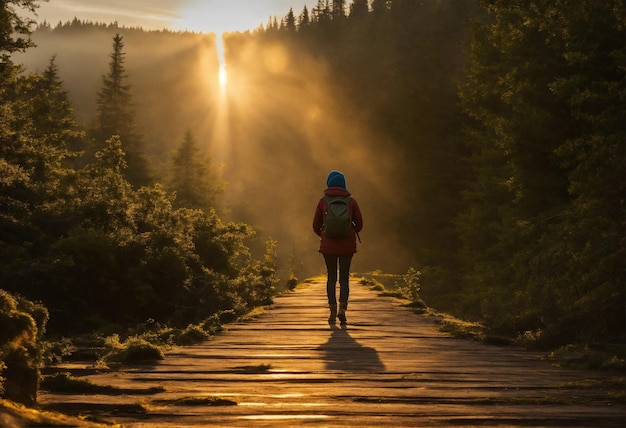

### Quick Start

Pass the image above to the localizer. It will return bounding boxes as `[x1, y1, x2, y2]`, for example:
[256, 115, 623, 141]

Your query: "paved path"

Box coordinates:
[40, 279, 624, 427]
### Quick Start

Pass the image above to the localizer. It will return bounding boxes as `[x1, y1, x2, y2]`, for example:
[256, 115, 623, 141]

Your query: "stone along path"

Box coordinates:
[39, 279, 624, 427]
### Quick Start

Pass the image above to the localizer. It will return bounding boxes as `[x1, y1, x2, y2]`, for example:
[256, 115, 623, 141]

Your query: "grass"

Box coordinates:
[0, 399, 117, 427]
[426, 310, 487, 341]
[40, 372, 165, 395]
[357, 271, 402, 291]
[548, 344, 625, 371]
[103, 336, 164, 365]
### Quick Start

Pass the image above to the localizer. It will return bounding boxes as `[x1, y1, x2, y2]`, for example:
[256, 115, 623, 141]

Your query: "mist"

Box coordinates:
[15, 24, 415, 281]
[220, 33, 415, 277]
[16, 25, 221, 166]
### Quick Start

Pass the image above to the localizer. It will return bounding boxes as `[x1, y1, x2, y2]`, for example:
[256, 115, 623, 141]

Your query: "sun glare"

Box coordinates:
[219, 65, 228, 87]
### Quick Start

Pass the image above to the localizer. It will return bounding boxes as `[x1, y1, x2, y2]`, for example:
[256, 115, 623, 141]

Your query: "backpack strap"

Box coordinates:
[323, 195, 351, 204]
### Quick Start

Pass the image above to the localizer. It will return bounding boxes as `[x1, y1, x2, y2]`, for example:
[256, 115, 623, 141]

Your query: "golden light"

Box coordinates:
[219, 64, 228, 87]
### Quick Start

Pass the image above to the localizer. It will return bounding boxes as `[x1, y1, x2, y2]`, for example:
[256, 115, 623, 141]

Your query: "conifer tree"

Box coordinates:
[350, 0, 370, 18]
[312, 0, 332, 23]
[298, 6, 310, 28]
[23, 56, 84, 155]
[332, 0, 346, 19]
[94, 33, 151, 188]
[0, 0, 39, 61]
[457, 0, 624, 343]
[283, 8, 296, 31]
[168, 130, 224, 212]
[0, 2, 52, 247]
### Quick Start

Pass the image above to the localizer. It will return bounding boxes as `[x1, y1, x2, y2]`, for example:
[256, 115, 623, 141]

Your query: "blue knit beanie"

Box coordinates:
[326, 170, 346, 189]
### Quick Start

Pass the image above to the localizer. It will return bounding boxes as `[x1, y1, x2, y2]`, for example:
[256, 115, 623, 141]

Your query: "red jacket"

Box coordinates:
[312, 187, 363, 255]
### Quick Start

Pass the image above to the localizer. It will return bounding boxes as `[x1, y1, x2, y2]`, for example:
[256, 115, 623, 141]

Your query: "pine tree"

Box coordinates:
[312, 0, 332, 23]
[350, 0, 370, 18]
[457, 0, 625, 343]
[283, 8, 296, 31]
[0, 0, 38, 61]
[0, 0, 53, 406]
[332, 0, 346, 19]
[23, 56, 84, 155]
[0, 8, 55, 248]
[94, 33, 152, 188]
[299, 6, 310, 28]
[168, 130, 224, 212]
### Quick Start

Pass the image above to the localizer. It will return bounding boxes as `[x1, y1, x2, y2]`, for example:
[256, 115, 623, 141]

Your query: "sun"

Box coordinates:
[219, 65, 228, 87]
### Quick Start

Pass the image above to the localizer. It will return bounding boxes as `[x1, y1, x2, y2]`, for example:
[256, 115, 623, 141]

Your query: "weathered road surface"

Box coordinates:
[40, 279, 624, 427]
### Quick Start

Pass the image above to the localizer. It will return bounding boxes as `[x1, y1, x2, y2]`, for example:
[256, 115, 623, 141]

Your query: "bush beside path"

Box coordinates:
[38, 279, 624, 427]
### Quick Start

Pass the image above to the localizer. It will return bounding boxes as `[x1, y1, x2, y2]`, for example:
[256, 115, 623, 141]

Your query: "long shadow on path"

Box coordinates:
[318, 324, 386, 372]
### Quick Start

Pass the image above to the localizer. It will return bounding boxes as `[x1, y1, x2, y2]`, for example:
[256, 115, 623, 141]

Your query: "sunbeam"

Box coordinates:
[219, 64, 228, 87]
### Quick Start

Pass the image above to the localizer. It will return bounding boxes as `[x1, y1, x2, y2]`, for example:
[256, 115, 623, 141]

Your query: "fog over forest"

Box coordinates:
[17, 24, 414, 276]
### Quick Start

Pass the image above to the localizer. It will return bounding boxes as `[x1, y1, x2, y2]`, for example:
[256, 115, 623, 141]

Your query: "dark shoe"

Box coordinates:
[338, 302, 347, 325]
[328, 304, 337, 323]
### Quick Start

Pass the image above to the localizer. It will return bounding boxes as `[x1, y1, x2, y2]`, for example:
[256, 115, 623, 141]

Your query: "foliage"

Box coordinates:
[456, 0, 625, 346]
[92, 33, 151, 187]
[0, 398, 113, 427]
[0, 0, 39, 60]
[173, 324, 210, 346]
[1, 86, 276, 336]
[431, 312, 486, 342]
[548, 344, 625, 372]
[102, 335, 164, 365]
[358, 271, 401, 291]
[395, 267, 423, 305]
[167, 130, 224, 212]
[0, 290, 48, 405]
[360, 278, 385, 292]
[40, 372, 113, 394]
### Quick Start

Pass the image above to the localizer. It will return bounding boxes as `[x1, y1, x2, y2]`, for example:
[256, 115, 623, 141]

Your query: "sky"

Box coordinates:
[33, 0, 328, 35]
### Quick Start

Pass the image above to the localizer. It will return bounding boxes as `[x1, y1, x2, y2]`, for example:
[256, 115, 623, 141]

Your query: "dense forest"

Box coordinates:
[223, 0, 624, 348]
[1, 0, 624, 406]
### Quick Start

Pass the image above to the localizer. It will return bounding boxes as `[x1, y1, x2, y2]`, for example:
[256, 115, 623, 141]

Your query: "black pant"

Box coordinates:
[324, 254, 353, 306]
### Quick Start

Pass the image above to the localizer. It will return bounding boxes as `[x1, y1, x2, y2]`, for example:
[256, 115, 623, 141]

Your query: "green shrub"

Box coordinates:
[103, 336, 164, 365]
[40, 372, 108, 394]
[358, 276, 385, 291]
[41, 338, 76, 365]
[395, 267, 423, 303]
[173, 325, 210, 346]
[0, 290, 49, 405]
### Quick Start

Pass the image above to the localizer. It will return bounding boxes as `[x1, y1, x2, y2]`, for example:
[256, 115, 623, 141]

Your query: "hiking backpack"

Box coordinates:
[323, 195, 352, 239]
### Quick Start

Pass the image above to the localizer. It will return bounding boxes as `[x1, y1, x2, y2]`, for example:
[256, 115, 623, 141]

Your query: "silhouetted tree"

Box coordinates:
[350, 0, 370, 18]
[332, 0, 346, 19]
[94, 33, 151, 187]
[371, 0, 390, 14]
[298, 6, 310, 28]
[283, 8, 296, 31]
[0, 0, 38, 60]
[312, 0, 332, 23]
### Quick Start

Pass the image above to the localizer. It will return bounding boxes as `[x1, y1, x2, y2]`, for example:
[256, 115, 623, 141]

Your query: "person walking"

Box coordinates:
[312, 170, 363, 325]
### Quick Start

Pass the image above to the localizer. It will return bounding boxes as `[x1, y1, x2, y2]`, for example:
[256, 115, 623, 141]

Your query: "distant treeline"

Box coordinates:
[0, 0, 623, 406]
